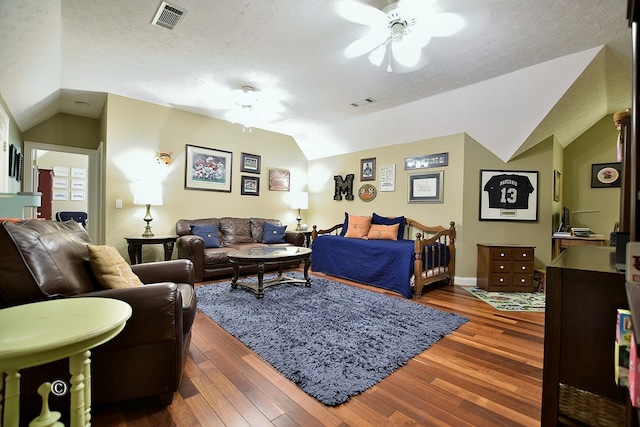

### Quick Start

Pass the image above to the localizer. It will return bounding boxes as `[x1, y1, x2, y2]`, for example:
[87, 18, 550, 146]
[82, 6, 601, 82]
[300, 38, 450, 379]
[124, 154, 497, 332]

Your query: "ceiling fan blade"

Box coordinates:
[335, 0, 386, 27]
[344, 29, 389, 58]
[404, 23, 432, 48]
[368, 44, 387, 66]
[391, 42, 422, 68]
[421, 13, 465, 38]
[396, 0, 436, 17]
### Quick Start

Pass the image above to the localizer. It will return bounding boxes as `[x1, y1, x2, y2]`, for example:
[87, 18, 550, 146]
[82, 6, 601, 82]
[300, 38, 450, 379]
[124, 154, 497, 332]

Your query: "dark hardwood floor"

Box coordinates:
[92, 270, 544, 426]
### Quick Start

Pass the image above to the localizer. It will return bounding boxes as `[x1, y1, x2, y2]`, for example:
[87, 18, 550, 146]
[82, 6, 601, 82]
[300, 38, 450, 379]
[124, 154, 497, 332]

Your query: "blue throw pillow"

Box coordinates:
[371, 213, 406, 240]
[190, 224, 221, 248]
[263, 222, 287, 244]
[339, 212, 348, 236]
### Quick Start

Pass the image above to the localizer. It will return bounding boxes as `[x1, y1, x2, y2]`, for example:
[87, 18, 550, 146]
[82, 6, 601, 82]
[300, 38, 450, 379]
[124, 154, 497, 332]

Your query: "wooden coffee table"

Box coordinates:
[228, 246, 312, 298]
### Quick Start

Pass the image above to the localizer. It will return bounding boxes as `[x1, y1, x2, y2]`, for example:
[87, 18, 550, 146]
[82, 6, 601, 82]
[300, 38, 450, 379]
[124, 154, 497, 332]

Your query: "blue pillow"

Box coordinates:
[263, 222, 287, 244]
[371, 213, 406, 240]
[190, 224, 221, 248]
[339, 212, 348, 236]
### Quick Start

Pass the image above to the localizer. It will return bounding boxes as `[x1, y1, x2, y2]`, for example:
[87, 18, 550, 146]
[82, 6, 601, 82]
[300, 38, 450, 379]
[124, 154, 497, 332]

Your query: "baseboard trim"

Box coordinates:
[454, 276, 477, 286]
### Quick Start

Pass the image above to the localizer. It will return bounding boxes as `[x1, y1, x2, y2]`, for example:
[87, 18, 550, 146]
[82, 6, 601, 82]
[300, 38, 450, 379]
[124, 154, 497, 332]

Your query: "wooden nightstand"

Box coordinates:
[476, 243, 536, 292]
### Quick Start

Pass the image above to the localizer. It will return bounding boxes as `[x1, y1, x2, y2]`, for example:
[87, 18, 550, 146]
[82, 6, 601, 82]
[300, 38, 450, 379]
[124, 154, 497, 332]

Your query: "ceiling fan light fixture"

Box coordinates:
[340, 0, 463, 73]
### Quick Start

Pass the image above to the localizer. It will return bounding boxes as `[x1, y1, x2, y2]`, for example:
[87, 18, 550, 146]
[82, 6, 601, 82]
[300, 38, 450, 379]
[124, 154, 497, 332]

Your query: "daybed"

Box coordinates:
[311, 214, 455, 298]
[176, 217, 305, 282]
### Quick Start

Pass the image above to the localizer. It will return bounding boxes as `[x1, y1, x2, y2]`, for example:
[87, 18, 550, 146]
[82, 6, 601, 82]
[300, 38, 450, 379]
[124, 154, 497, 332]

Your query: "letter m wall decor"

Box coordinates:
[334, 174, 355, 201]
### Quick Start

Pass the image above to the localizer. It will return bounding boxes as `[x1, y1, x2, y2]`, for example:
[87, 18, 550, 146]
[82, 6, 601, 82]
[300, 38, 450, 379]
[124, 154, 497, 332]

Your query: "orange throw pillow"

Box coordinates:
[367, 223, 400, 240]
[344, 215, 372, 239]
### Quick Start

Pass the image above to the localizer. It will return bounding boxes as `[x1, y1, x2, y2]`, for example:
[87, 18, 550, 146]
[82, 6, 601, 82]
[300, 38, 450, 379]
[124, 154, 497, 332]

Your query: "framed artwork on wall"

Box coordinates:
[553, 170, 561, 202]
[241, 175, 260, 196]
[240, 152, 261, 174]
[404, 152, 448, 170]
[591, 162, 622, 188]
[479, 169, 538, 221]
[269, 169, 290, 191]
[184, 144, 232, 192]
[379, 164, 395, 192]
[408, 171, 444, 203]
[360, 157, 376, 181]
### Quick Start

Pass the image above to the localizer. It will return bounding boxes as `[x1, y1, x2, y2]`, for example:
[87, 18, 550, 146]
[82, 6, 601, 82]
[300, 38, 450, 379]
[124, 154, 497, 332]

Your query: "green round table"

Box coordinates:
[0, 298, 132, 427]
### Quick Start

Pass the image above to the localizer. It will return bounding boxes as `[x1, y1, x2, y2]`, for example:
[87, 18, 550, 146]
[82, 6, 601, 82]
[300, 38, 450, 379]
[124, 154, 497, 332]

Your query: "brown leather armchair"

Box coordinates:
[0, 219, 196, 416]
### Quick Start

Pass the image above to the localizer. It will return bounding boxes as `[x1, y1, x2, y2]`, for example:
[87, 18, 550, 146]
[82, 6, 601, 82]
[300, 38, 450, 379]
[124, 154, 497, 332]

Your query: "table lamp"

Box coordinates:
[290, 192, 308, 231]
[133, 181, 163, 237]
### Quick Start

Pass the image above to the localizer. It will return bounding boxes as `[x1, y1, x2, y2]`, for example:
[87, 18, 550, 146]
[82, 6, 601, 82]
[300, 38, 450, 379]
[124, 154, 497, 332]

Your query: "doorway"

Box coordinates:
[24, 141, 104, 243]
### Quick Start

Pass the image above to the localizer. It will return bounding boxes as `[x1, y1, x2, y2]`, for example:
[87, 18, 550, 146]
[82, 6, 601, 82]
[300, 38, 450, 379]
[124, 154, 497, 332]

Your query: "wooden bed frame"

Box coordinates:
[311, 218, 456, 298]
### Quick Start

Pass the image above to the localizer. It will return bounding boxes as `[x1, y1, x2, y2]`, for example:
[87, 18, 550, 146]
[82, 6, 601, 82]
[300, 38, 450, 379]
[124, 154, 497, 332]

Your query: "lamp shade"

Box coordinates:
[132, 181, 163, 206]
[290, 192, 308, 210]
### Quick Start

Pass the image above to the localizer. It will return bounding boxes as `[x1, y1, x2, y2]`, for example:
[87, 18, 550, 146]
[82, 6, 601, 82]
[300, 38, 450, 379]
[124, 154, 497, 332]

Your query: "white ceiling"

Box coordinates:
[0, 0, 633, 161]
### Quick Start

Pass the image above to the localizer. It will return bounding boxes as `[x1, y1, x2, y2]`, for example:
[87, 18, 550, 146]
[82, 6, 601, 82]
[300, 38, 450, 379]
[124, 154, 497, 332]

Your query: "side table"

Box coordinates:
[0, 298, 132, 427]
[124, 235, 178, 264]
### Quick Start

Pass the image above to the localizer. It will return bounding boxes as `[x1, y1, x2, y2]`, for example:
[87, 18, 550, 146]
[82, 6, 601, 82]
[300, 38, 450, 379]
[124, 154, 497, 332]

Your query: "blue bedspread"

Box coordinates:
[311, 236, 416, 298]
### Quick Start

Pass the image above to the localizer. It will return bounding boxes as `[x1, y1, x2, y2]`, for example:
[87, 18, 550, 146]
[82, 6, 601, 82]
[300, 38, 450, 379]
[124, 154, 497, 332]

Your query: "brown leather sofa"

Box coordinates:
[176, 217, 305, 282]
[0, 219, 196, 416]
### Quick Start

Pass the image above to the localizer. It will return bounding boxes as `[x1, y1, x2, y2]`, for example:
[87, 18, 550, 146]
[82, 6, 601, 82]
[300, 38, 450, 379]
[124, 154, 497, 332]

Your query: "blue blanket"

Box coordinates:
[311, 236, 416, 298]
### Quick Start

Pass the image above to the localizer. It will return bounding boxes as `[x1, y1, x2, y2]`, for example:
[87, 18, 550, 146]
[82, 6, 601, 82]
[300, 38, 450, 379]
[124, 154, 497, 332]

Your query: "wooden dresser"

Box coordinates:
[476, 243, 535, 292]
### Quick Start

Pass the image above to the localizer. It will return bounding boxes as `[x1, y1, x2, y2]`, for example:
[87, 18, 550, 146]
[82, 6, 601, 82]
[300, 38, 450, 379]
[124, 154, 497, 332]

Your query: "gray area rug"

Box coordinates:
[195, 272, 468, 406]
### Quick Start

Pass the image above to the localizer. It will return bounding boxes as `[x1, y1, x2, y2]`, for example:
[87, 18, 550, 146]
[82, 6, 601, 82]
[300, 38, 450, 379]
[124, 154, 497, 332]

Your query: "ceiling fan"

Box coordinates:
[337, 0, 464, 73]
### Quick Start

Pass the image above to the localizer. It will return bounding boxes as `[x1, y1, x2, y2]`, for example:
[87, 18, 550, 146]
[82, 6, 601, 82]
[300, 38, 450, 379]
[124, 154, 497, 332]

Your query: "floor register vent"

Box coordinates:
[152, 1, 187, 30]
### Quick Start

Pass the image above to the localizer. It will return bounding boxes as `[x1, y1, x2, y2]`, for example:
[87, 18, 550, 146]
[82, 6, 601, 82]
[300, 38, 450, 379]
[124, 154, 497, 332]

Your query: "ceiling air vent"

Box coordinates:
[152, 1, 187, 30]
[350, 98, 376, 107]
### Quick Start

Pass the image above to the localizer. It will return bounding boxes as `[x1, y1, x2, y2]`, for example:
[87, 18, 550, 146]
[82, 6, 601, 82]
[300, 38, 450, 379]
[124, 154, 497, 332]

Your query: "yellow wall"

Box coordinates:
[23, 113, 100, 150]
[103, 94, 308, 259]
[309, 132, 555, 280]
[461, 135, 555, 278]
[564, 114, 620, 234]
[11, 95, 620, 280]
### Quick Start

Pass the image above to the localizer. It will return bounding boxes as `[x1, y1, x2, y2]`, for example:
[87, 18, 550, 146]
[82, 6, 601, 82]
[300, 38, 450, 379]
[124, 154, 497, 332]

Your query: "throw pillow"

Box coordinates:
[367, 223, 400, 240]
[344, 214, 372, 239]
[263, 222, 287, 243]
[190, 224, 221, 248]
[339, 212, 349, 236]
[87, 245, 144, 289]
[372, 213, 406, 240]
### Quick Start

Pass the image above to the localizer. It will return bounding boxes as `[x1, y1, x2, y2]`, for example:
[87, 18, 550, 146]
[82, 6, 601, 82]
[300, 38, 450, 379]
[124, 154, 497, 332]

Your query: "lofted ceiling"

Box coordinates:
[0, 0, 633, 161]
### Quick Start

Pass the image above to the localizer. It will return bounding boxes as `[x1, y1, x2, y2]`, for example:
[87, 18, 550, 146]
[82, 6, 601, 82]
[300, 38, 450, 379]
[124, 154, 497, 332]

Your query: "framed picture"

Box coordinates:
[404, 152, 448, 170]
[591, 162, 622, 188]
[379, 164, 395, 192]
[240, 152, 261, 174]
[53, 177, 68, 189]
[360, 157, 376, 181]
[269, 169, 290, 191]
[479, 170, 538, 221]
[241, 175, 260, 196]
[408, 171, 444, 203]
[553, 170, 561, 202]
[185, 144, 232, 192]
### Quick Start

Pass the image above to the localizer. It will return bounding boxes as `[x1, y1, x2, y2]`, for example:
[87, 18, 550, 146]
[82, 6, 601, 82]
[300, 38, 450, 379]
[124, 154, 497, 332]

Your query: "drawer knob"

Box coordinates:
[521, 278, 526, 283]
[499, 278, 504, 282]
[500, 265, 505, 270]
[522, 253, 527, 257]
[500, 252, 505, 257]
[521, 266, 526, 270]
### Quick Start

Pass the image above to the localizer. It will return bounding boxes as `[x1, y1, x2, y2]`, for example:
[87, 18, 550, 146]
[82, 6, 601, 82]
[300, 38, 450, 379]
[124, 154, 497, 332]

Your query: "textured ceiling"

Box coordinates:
[0, 0, 633, 161]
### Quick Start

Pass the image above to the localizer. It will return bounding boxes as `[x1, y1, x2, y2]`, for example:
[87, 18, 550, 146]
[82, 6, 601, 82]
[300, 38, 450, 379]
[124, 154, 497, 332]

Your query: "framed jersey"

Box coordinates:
[479, 170, 538, 221]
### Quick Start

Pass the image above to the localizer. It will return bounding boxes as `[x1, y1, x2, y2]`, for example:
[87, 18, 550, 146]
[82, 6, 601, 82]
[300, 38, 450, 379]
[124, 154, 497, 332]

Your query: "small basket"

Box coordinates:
[558, 383, 625, 427]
